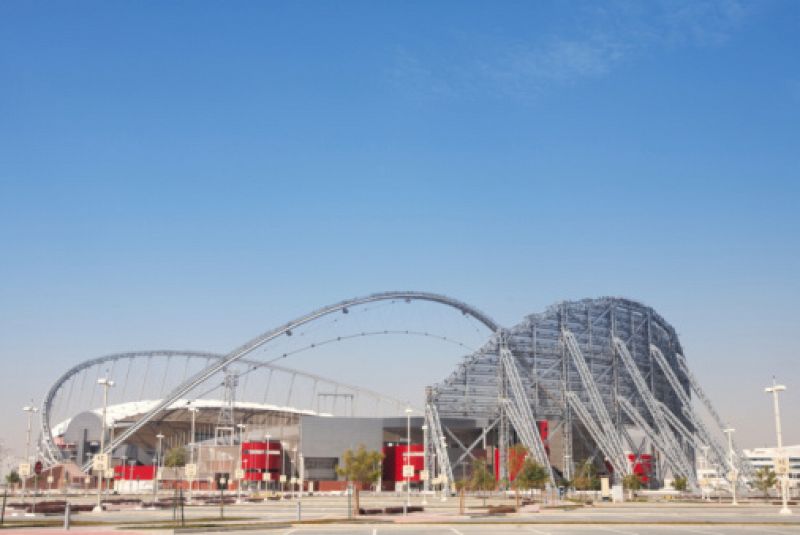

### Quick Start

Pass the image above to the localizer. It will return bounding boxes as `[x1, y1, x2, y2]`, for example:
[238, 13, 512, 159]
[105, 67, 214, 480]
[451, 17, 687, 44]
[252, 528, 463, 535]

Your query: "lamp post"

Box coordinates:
[22, 404, 38, 500]
[421, 424, 429, 504]
[405, 407, 413, 511]
[281, 441, 287, 497]
[155, 433, 164, 502]
[440, 436, 448, 502]
[127, 458, 134, 490]
[723, 428, 738, 506]
[94, 378, 114, 512]
[188, 405, 198, 502]
[236, 423, 246, 503]
[765, 380, 792, 515]
[265, 434, 271, 492]
[151, 456, 158, 505]
[292, 447, 298, 500]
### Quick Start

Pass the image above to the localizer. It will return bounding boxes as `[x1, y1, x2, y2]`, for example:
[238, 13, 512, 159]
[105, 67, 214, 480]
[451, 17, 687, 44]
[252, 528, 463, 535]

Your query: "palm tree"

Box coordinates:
[336, 445, 383, 516]
[754, 467, 777, 498]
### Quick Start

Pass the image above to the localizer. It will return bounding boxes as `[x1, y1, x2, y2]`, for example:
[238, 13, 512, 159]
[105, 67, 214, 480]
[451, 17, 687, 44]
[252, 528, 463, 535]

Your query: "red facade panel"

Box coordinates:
[241, 440, 282, 481]
[114, 465, 156, 481]
[382, 444, 424, 483]
[627, 453, 653, 483]
[492, 420, 549, 481]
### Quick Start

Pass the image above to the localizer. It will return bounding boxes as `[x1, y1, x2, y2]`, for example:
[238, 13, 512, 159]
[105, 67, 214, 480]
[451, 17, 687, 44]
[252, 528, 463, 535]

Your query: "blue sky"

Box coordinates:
[1, 1, 799, 460]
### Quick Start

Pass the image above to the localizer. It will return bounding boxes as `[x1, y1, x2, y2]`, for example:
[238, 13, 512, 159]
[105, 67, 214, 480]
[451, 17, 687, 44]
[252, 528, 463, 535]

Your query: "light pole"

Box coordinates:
[22, 404, 38, 500]
[405, 407, 413, 511]
[765, 380, 792, 515]
[127, 458, 134, 491]
[723, 428, 738, 506]
[156, 433, 164, 502]
[421, 424, 429, 504]
[291, 447, 298, 499]
[94, 377, 114, 512]
[281, 441, 287, 497]
[188, 405, 198, 502]
[237, 423, 246, 503]
[265, 434, 271, 492]
[440, 436, 448, 502]
[151, 456, 158, 504]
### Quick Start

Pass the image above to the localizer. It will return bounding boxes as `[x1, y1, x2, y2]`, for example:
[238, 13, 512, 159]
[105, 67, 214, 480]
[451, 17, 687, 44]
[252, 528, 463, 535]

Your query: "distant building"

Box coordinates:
[743, 445, 800, 489]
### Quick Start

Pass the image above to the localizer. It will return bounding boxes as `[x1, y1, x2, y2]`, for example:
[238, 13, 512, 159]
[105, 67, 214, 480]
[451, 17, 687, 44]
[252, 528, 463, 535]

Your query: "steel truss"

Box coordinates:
[498, 335, 556, 486]
[649, 345, 730, 480]
[613, 337, 696, 487]
[674, 353, 755, 481]
[617, 396, 696, 487]
[565, 392, 628, 476]
[424, 400, 455, 488]
[562, 329, 630, 476]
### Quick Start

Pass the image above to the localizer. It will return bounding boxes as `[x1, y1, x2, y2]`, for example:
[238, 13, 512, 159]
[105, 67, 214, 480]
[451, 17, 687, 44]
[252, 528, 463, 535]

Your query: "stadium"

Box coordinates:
[30, 292, 749, 494]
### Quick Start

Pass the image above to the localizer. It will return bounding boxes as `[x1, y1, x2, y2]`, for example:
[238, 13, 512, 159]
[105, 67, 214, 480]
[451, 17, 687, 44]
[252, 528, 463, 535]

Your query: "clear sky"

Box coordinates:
[1, 1, 799, 463]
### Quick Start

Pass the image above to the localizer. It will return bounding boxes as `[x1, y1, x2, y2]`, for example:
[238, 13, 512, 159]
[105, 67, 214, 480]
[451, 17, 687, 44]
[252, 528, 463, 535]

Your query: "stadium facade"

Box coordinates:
[32, 292, 750, 493]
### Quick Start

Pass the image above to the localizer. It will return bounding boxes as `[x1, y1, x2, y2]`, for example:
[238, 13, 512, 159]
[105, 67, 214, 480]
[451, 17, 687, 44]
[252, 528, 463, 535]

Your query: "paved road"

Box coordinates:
[2, 527, 800, 535]
[249, 525, 800, 535]
[4, 498, 800, 534]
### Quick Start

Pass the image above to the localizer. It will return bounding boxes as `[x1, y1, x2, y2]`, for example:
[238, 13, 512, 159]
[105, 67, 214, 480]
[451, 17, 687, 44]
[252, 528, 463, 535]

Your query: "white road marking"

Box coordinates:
[373, 528, 378, 535]
[450, 528, 465, 535]
[525, 528, 552, 535]
[673, 527, 726, 535]
[597, 527, 639, 535]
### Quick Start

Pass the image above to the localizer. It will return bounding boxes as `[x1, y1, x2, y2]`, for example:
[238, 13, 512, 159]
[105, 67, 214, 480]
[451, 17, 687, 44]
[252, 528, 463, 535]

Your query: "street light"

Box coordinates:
[94, 378, 114, 512]
[155, 433, 164, 502]
[765, 380, 792, 515]
[22, 404, 38, 500]
[188, 404, 199, 502]
[723, 428, 738, 506]
[265, 434, 272, 492]
[236, 423, 246, 503]
[405, 407, 413, 512]
[421, 424, 429, 500]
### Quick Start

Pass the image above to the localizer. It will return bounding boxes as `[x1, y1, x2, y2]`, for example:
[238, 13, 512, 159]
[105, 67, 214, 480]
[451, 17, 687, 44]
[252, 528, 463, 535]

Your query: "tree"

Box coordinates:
[469, 459, 496, 506]
[623, 473, 642, 499]
[573, 461, 600, 491]
[673, 476, 688, 492]
[336, 445, 383, 516]
[754, 467, 777, 498]
[164, 446, 187, 468]
[513, 458, 549, 508]
[454, 479, 468, 515]
[5, 469, 21, 487]
[164, 446, 186, 479]
[623, 474, 642, 491]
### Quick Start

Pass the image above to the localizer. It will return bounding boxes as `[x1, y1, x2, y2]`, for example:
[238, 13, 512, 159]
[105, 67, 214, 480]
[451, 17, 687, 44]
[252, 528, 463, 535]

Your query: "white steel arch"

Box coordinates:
[85, 291, 499, 466]
[41, 349, 417, 465]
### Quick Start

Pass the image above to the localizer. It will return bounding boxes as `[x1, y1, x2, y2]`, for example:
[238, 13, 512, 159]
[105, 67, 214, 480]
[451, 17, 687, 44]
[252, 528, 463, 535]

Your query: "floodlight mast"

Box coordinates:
[722, 428, 737, 506]
[93, 378, 114, 513]
[765, 379, 791, 515]
[22, 404, 39, 500]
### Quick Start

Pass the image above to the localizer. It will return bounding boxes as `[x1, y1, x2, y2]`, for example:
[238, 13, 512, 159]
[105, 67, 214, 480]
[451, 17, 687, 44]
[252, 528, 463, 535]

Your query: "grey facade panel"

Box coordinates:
[299, 416, 383, 460]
